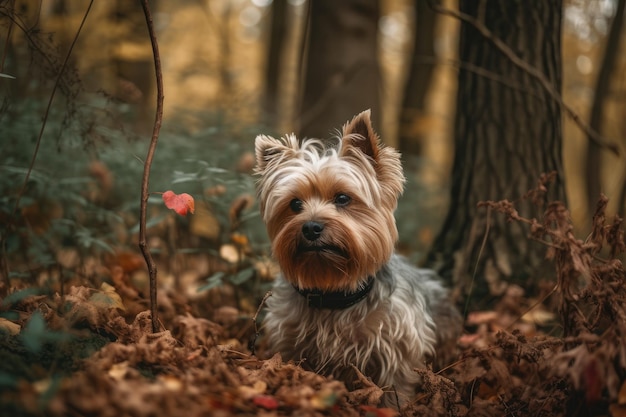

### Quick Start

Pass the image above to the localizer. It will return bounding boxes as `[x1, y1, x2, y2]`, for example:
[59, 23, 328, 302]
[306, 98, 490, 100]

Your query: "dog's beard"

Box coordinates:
[273, 231, 355, 291]
[296, 241, 348, 258]
[270, 214, 395, 292]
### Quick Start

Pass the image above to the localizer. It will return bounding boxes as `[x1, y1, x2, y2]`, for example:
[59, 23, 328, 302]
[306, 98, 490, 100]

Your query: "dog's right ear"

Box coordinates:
[255, 134, 291, 173]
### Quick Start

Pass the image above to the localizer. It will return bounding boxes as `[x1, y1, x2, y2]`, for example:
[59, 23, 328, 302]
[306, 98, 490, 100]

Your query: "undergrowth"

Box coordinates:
[405, 180, 626, 416]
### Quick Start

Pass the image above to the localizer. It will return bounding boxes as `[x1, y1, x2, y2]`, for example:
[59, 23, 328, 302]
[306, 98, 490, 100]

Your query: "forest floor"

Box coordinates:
[0, 195, 625, 417]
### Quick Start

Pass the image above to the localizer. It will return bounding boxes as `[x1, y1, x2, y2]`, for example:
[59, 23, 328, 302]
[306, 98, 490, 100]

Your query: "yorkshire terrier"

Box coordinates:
[254, 110, 461, 406]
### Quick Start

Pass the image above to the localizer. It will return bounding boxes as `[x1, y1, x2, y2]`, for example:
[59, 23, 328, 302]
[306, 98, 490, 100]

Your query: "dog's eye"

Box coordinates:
[290, 198, 303, 213]
[334, 193, 351, 207]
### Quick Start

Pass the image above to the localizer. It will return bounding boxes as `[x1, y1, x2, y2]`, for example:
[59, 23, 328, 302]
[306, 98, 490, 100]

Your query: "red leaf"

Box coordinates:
[584, 358, 602, 404]
[162, 191, 195, 216]
[252, 395, 278, 410]
[360, 405, 398, 417]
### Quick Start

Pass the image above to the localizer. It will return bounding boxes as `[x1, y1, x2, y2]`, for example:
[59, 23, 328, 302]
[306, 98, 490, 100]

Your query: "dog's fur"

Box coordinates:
[254, 110, 461, 405]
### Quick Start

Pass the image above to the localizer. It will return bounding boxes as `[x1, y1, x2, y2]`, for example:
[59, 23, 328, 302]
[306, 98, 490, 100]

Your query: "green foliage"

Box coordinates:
[198, 266, 256, 292]
[0, 86, 271, 284]
[20, 311, 72, 354]
[1, 287, 47, 310]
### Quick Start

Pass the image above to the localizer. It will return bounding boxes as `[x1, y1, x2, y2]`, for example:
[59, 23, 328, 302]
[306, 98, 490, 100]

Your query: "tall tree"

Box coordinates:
[426, 1, 567, 304]
[586, 0, 625, 216]
[298, 0, 381, 139]
[263, 0, 288, 126]
[397, 0, 439, 155]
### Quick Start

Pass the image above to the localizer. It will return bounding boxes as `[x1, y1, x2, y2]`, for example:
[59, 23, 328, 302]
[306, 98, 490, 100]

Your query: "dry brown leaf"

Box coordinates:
[611, 403, 626, 417]
[90, 282, 125, 311]
[172, 314, 222, 349]
[213, 306, 239, 326]
[619, 380, 626, 405]
[310, 387, 341, 410]
[189, 201, 220, 240]
[346, 366, 384, 405]
[360, 405, 398, 417]
[108, 361, 130, 380]
[0, 317, 21, 335]
[466, 311, 499, 326]
[220, 244, 240, 263]
[229, 194, 254, 229]
[238, 380, 267, 399]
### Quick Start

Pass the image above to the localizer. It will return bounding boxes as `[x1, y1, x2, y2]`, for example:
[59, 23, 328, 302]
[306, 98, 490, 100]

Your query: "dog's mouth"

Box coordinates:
[297, 244, 348, 258]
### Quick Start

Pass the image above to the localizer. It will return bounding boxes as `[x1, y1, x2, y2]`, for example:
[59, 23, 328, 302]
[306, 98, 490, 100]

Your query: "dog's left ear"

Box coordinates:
[340, 109, 379, 160]
[341, 110, 405, 202]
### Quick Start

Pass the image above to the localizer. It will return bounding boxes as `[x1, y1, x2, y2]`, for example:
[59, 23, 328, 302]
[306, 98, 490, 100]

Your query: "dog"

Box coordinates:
[254, 110, 461, 406]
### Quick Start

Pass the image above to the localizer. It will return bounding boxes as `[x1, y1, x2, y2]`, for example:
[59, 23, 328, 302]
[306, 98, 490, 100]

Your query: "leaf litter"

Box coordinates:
[0, 179, 625, 416]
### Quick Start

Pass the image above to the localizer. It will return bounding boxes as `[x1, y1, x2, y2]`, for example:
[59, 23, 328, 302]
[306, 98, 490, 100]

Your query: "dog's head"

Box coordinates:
[254, 110, 405, 292]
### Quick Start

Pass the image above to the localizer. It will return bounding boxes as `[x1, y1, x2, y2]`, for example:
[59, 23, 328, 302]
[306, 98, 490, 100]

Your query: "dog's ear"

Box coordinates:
[340, 110, 405, 203]
[255, 134, 294, 173]
[340, 109, 379, 160]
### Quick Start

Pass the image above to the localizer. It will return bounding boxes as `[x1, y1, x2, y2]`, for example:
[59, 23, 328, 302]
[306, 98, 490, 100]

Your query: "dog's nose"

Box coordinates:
[302, 221, 324, 241]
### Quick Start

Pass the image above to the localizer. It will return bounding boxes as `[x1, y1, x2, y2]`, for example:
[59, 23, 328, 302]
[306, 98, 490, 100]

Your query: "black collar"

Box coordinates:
[294, 277, 374, 310]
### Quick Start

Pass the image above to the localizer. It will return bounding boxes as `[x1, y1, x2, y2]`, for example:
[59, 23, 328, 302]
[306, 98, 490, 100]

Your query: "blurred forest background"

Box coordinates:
[1, 0, 626, 416]
[1, 0, 625, 302]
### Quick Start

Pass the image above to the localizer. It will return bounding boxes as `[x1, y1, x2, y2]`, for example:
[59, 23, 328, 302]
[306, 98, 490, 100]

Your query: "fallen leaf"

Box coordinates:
[360, 405, 398, 417]
[620, 380, 626, 405]
[310, 388, 338, 410]
[239, 381, 267, 399]
[220, 244, 240, 263]
[205, 185, 226, 197]
[347, 366, 384, 405]
[108, 361, 130, 380]
[584, 357, 603, 404]
[231, 232, 249, 248]
[162, 191, 195, 216]
[158, 374, 183, 392]
[32, 378, 52, 394]
[610, 403, 626, 417]
[0, 317, 21, 335]
[466, 310, 499, 325]
[214, 306, 239, 326]
[253, 395, 278, 410]
[90, 282, 126, 312]
[521, 307, 555, 325]
[189, 201, 220, 240]
[229, 194, 254, 229]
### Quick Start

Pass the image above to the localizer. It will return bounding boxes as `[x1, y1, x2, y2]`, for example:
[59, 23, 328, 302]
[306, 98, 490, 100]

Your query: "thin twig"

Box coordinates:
[0, 0, 16, 73]
[0, 8, 74, 94]
[139, 0, 165, 333]
[504, 283, 558, 330]
[464, 205, 492, 317]
[250, 291, 272, 355]
[432, 3, 619, 155]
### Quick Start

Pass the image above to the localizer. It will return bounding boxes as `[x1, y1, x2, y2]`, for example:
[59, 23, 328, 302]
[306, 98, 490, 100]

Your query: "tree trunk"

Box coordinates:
[426, 0, 567, 305]
[263, 0, 288, 126]
[586, 0, 625, 215]
[298, 0, 381, 139]
[397, 0, 438, 155]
